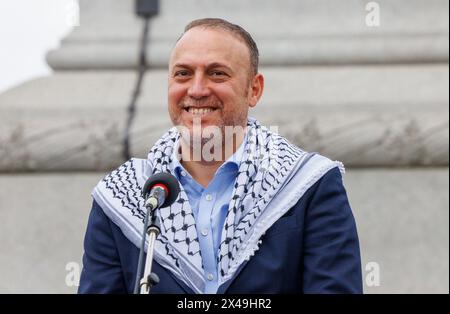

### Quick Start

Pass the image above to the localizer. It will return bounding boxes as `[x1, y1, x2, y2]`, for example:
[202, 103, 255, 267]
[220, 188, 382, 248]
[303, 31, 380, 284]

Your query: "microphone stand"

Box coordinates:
[133, 202, 161, 294]
[133, 172, 180, 294]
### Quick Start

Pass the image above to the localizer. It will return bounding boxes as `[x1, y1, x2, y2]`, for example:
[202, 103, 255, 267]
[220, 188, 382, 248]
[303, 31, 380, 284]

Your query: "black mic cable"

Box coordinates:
[123, 0, 159, 161]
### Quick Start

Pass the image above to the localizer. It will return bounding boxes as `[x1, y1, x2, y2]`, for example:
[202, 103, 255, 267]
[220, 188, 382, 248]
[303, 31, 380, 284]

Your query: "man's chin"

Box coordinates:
[176, 117, 224, 131]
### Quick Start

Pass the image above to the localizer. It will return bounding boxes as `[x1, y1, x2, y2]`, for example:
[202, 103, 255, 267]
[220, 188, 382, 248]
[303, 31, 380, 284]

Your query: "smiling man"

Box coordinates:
[78, 18, 363, 294]
[167, 21, 264, 187]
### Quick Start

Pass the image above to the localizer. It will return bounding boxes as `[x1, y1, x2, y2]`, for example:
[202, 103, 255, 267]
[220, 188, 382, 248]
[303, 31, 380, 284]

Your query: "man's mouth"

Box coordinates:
[184, 107, 218, 116]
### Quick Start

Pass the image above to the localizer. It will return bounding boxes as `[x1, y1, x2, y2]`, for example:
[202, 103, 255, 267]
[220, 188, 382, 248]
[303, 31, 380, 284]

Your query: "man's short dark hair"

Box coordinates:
[181, 18, 259, 76]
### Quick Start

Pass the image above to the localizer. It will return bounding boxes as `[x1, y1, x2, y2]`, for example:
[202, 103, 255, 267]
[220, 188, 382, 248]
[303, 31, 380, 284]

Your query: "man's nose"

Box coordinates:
[187, 73, 210, 99]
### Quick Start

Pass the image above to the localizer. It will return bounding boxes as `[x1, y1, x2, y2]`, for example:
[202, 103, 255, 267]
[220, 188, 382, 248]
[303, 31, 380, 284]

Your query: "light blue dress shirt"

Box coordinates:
[171, 136, 246, 293]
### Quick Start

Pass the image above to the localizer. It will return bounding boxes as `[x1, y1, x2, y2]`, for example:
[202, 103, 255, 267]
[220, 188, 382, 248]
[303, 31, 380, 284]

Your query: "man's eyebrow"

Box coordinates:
[205, 62, 232, 72]
[172, 62, 233, 72]
[172, 63, 193, 70]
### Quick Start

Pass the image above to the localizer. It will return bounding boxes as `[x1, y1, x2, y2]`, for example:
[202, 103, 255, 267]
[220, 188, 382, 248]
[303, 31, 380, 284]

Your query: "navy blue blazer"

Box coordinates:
[78, 167, 363, 294]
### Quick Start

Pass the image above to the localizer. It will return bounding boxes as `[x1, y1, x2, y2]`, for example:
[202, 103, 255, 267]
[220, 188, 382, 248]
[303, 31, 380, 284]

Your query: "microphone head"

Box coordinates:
[142, 172, 181, 208]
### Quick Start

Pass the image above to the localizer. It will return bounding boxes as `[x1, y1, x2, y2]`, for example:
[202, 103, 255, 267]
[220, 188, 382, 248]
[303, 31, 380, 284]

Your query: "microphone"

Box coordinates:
[134, 172, 180, 294]
[142, 172, 181, 210]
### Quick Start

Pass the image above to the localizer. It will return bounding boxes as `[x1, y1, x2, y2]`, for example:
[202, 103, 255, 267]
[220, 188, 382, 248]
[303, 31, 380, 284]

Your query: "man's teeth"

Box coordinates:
[188, 107, 215, 115]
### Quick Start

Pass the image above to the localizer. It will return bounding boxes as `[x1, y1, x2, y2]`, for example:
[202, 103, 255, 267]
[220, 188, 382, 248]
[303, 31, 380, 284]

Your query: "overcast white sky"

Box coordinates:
[0, 0, 78, 94]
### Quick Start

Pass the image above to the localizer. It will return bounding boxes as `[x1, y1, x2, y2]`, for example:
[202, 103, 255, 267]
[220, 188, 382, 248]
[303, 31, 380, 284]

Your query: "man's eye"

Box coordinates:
[210, 71, 227, 77]
[175, 71, 190, 77]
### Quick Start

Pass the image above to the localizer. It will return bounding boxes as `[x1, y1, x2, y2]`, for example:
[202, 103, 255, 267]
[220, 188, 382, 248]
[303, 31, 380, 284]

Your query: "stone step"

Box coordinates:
[0, 65, 447, 171]
[47, 0, 449, 69]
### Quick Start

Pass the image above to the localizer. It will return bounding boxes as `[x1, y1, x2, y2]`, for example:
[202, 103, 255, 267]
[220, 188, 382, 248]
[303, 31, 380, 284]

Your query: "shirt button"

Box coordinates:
[207, 273, 214, 281]
[201, 229, 208, 236]
[205, 194, 213, 201]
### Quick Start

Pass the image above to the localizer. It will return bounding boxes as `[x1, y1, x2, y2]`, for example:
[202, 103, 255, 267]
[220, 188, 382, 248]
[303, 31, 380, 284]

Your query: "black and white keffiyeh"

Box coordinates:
[92, 117, 345, 293]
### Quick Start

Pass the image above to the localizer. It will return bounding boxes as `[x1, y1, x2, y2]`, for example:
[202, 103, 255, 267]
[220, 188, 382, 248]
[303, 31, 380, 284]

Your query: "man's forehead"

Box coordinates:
[169, 27, 250, 68]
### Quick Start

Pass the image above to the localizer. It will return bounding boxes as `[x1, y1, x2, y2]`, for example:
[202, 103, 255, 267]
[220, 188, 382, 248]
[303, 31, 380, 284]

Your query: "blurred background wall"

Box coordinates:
[0, 0, 448, 293]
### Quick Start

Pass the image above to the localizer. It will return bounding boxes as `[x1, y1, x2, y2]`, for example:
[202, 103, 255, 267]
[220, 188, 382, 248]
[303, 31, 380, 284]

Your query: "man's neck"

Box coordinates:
[179, 131, 245, 188]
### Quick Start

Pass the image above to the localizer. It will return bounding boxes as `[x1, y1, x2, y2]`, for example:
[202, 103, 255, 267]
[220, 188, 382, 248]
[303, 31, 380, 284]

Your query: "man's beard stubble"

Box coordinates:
[171, 91, 250, 162]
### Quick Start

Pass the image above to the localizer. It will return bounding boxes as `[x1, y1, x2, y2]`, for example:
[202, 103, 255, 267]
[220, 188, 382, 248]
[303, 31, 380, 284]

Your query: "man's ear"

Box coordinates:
[248, 73, 264, 108]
